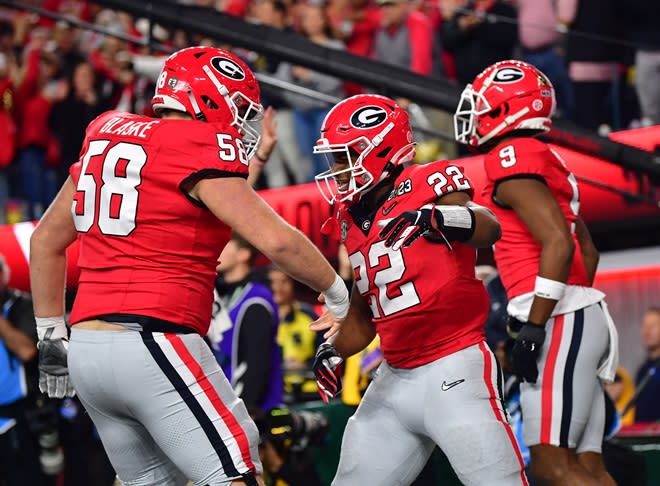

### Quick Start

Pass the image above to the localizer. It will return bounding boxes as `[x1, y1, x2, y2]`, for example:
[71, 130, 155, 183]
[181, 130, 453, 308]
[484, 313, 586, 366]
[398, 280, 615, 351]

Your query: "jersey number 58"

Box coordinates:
[73, 140, 146, 236]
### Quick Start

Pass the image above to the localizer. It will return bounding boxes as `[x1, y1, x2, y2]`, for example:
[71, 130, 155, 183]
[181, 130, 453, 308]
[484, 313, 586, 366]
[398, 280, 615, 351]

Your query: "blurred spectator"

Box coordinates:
[327, 0, 381, 95]
[373, 0, 442, 145]
[49, 61, 108, 182]
[604, 366, 635, 426]
[624, 0, 660, 126]
[0, 254, 42, 485]
[247, 106, 278, 188]
[516, 0, 574, 119]
[268, 266, 320, 403]
[0, 50, 16, 224]
[252, 0, 309, 188]
[559, 0, 625, 131]
[212, 233, 283, 413]
[374, 0, 440, 79]
[440, 0, 517, 85]
[277, 2, 345, 180]
[634, 306, 660, 423]
[479, 266, 510, 356]
[0, 18, 14, 53]
[341, 337, 382, 406]
[49, 21, 84, 80]
[15, 35, 65, 220]
[40, 0, 94, 28]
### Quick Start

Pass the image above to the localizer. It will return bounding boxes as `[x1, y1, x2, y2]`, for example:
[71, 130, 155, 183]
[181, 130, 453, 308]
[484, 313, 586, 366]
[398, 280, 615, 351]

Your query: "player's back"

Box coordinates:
[482, 137, 590, 300]
[68, 111, 250, 335]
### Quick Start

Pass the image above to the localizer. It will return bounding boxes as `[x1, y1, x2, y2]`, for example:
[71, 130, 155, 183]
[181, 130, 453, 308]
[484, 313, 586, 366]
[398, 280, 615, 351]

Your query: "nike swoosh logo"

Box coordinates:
[441, 379, 465, 391]
[382, 201, 398, 215]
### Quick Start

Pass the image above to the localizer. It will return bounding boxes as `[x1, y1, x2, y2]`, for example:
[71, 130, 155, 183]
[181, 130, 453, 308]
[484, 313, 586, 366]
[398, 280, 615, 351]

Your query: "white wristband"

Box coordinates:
[35, 315, 68, 341]
[534, 276, 566, 301]
[322, 274, 350, 319]
[435, 205, 473, 229]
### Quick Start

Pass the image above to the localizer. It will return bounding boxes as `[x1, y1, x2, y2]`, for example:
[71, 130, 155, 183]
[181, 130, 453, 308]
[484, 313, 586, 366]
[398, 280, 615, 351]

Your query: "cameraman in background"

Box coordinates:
[257, 408, 327, 486]
[0, 254, 62, 486]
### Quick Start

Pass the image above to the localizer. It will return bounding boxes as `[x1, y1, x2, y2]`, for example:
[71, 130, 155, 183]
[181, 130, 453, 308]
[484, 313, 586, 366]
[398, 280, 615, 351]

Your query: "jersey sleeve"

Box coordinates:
[409, 160, 475, 203]
[484, 137, 555, 185]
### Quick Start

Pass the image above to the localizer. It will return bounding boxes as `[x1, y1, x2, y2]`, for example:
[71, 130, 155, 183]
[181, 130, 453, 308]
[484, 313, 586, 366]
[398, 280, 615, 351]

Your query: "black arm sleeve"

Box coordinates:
[235, 303, 274, 410]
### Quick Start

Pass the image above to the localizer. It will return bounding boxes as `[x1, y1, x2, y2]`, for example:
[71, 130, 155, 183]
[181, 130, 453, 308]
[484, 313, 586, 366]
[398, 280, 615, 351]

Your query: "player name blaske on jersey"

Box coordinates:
[98, 115, 161, 139]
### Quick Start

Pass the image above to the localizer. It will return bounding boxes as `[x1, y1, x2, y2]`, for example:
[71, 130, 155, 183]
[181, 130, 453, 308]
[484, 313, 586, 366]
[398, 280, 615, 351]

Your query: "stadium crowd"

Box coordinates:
[0, 0, 658, 222]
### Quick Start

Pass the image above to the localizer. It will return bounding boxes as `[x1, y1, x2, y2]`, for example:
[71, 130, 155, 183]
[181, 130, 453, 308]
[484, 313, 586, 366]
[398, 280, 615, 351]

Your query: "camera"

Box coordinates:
[24, 398, 65, 476]
[257, 408, 329, 452]
[37, 428, 65, 475]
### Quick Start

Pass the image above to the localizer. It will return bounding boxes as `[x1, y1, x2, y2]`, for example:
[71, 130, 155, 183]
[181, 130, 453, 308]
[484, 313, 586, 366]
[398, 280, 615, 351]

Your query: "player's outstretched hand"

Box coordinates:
[38, 329, 75, 398]
[310, 301, 342, 339]
[511, 322, 546, 384]
[313, 342, 343, 403]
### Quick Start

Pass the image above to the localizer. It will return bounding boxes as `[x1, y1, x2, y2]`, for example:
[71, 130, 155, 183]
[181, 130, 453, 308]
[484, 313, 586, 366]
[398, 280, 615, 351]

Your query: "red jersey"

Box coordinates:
[482, 137, 590, 300]
[68, 111, 250, 335]
[336, 162, 487, 368]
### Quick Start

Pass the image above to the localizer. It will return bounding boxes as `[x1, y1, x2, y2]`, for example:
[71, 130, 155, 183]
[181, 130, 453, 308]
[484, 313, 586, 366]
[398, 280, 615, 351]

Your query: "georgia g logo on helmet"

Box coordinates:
[210, 56, 246, 80]
[493, 67, 525, 84]
[350, 106, 388, 129]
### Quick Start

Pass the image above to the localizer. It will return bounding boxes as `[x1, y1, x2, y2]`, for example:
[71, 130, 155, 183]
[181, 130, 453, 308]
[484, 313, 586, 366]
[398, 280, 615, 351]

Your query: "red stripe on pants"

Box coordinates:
[540, 314, 565, 444]
[479, 342, 529, 486]
[165, 334, 256, 472]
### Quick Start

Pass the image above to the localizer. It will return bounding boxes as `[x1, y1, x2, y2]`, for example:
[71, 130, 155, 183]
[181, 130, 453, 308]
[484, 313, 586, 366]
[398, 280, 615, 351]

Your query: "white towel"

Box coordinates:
[597, 300, 619, 384]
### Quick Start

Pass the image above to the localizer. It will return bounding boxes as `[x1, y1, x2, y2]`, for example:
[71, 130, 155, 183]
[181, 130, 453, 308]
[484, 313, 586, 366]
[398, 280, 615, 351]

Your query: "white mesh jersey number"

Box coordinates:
[349, 241, 420, 318]
[499, 145, 517, 168]
[428, 165, 471, 196]
[216, 133, 249, 165]
[73, 141, 147, 236]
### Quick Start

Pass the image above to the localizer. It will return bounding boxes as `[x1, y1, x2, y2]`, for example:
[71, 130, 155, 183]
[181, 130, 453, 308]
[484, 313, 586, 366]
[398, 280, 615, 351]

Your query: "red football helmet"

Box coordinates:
[454, 60, 556, 148]
[151, 46, 264, 157]
[314, 94, 415, 205]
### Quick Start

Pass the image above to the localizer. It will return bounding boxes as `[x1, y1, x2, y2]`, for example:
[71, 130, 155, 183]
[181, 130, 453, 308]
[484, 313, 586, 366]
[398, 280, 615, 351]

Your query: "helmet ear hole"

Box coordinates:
[488, 107, 502, 118]
[375, 146, 391, 159]
[201, 95, 219, 110]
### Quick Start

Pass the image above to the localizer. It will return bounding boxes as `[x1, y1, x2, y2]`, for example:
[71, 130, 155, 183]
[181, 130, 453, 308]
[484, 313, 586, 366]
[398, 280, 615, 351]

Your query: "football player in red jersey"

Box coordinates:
[454, 60, 618, 486]
[28, 47, 350, 486]
[310, 94, 528, 486]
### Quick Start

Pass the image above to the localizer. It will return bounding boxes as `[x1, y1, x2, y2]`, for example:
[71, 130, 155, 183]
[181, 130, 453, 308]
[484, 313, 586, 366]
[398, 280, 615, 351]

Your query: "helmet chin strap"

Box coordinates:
[187, 91, 206, 121]
[477, 106, 530, 146]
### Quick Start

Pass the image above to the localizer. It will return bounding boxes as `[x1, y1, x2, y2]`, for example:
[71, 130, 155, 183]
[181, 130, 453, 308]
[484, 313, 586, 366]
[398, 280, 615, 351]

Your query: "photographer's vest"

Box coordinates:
[213, 281, 283, 413]
[0, 293, 27, 432]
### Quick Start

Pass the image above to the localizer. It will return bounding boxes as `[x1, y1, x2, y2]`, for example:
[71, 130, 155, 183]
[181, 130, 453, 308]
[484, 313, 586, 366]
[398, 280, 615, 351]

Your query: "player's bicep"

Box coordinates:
[496, 178, 571, 244]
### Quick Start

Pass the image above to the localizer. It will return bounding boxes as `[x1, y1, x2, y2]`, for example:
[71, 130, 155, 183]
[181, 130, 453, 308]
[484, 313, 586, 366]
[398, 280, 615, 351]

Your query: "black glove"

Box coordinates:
[510, 322, 546, 384]
[505, 315, 525, 339]
[378, 205, 450, 250]
[313, 342, 343, 404]
[38, 328, 76, 398]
